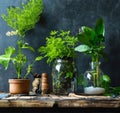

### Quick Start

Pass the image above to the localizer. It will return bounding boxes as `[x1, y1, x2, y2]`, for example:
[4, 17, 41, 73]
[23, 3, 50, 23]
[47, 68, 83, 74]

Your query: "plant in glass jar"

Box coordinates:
[75, 17, 111, 95]
[0, 0, 43, 94]
[36, 30, 78, 95]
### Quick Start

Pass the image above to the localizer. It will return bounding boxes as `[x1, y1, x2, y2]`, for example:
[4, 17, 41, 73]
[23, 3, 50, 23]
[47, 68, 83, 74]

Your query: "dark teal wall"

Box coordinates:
[0, 0, 120, 92]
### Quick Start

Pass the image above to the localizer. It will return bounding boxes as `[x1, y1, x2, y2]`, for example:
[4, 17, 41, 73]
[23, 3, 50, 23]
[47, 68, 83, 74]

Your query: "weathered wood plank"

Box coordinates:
[57, 99, 120, 108]
[0, 100, 55, 107]
[0, 93, 120, 108]
[68, 93, 120, 100]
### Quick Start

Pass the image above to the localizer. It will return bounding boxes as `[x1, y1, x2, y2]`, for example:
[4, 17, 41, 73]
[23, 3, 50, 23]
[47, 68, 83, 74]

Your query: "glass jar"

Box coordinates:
[83, 61, 105, 95]
[52, 58, 77, 95]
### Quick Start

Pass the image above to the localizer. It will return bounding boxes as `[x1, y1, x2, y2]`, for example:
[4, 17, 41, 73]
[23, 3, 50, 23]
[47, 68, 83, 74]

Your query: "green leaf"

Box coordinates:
[24, 64, 33, 79]
[75, 45, 91, 52]
[77, 26, 96, 46]
[95, 17, 105, 36]
[102, 75, 111, 82]
[77, 74, 84, 86]
[5, 46, 16, 55]
[112, 87, 120, 93]
[22, 43, 35, 52]
[66, 72, 73, 78]
[0, 47, 15, 70]
[81, 26, 96, 40]
[35, 56, 43, 61]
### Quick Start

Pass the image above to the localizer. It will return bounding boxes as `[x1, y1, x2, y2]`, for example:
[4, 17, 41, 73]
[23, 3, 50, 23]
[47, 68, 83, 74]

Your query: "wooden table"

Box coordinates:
[0, 93, 120, 113]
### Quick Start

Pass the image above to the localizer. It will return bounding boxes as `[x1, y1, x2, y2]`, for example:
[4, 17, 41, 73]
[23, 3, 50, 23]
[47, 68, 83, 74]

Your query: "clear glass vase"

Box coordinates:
[83, 61, 105, 95]
[52, 58, 77, 95]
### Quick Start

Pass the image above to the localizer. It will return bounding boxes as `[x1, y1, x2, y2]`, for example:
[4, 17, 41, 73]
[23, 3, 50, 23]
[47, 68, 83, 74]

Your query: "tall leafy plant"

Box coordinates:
[75, 17, 110, 90]
[0, 0, 43, 79]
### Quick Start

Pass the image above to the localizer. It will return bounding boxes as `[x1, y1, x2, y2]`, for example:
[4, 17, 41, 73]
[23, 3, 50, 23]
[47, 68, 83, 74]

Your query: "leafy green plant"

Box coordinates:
[0, 40, 35, 79]
[0, 0, 43, 79]
[99, 75, 111, 93]
[75, 17, 106, 62]
[2, 0, 43, 37]
[108, 87, 120, 96]
[35, 30, 78, 94]
[75, 17, 111, 90]
[36, 30, 78, 64]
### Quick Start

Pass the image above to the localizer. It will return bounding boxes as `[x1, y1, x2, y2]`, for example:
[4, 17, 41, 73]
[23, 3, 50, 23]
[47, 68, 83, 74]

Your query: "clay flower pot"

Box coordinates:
[8, 79, 30, 94]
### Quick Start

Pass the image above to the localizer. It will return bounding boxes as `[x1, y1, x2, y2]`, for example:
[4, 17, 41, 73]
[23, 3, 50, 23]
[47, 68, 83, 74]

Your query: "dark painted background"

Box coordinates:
[0, 0, 120, 92]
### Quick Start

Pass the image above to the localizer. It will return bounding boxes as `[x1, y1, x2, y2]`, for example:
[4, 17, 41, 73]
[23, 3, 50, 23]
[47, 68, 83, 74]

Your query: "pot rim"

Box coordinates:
[8, 79, 30, 83]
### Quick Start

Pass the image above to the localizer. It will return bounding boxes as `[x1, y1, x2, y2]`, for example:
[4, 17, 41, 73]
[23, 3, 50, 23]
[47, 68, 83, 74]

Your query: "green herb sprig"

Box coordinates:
[2, 0, 43, 37]
[36, 30, 78, 64]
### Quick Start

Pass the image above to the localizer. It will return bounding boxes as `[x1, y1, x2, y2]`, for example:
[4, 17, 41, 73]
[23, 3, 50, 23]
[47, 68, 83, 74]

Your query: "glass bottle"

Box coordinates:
[83, 61, 105, 95]
[52, 58, 77, 95]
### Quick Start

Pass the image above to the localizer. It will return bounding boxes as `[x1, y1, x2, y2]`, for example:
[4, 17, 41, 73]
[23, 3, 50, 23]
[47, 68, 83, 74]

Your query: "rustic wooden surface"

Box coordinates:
[0, 93, 120, 108]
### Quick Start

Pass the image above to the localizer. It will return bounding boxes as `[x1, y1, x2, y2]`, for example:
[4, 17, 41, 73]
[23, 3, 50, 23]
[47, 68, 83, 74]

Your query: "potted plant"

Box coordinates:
[0, 0, 43, 94]
[0, 40, 35, 94]
[75, 17, 111, 95]
[36, 30, 78, 95]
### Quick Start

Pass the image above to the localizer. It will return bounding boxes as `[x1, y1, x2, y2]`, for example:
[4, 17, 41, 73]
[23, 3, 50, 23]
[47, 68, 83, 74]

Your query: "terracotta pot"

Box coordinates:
[8, 79, 30, 94]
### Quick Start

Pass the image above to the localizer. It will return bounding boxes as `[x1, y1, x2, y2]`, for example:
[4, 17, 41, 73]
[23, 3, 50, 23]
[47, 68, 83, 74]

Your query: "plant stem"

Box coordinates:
[92, 54, 99, 87]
